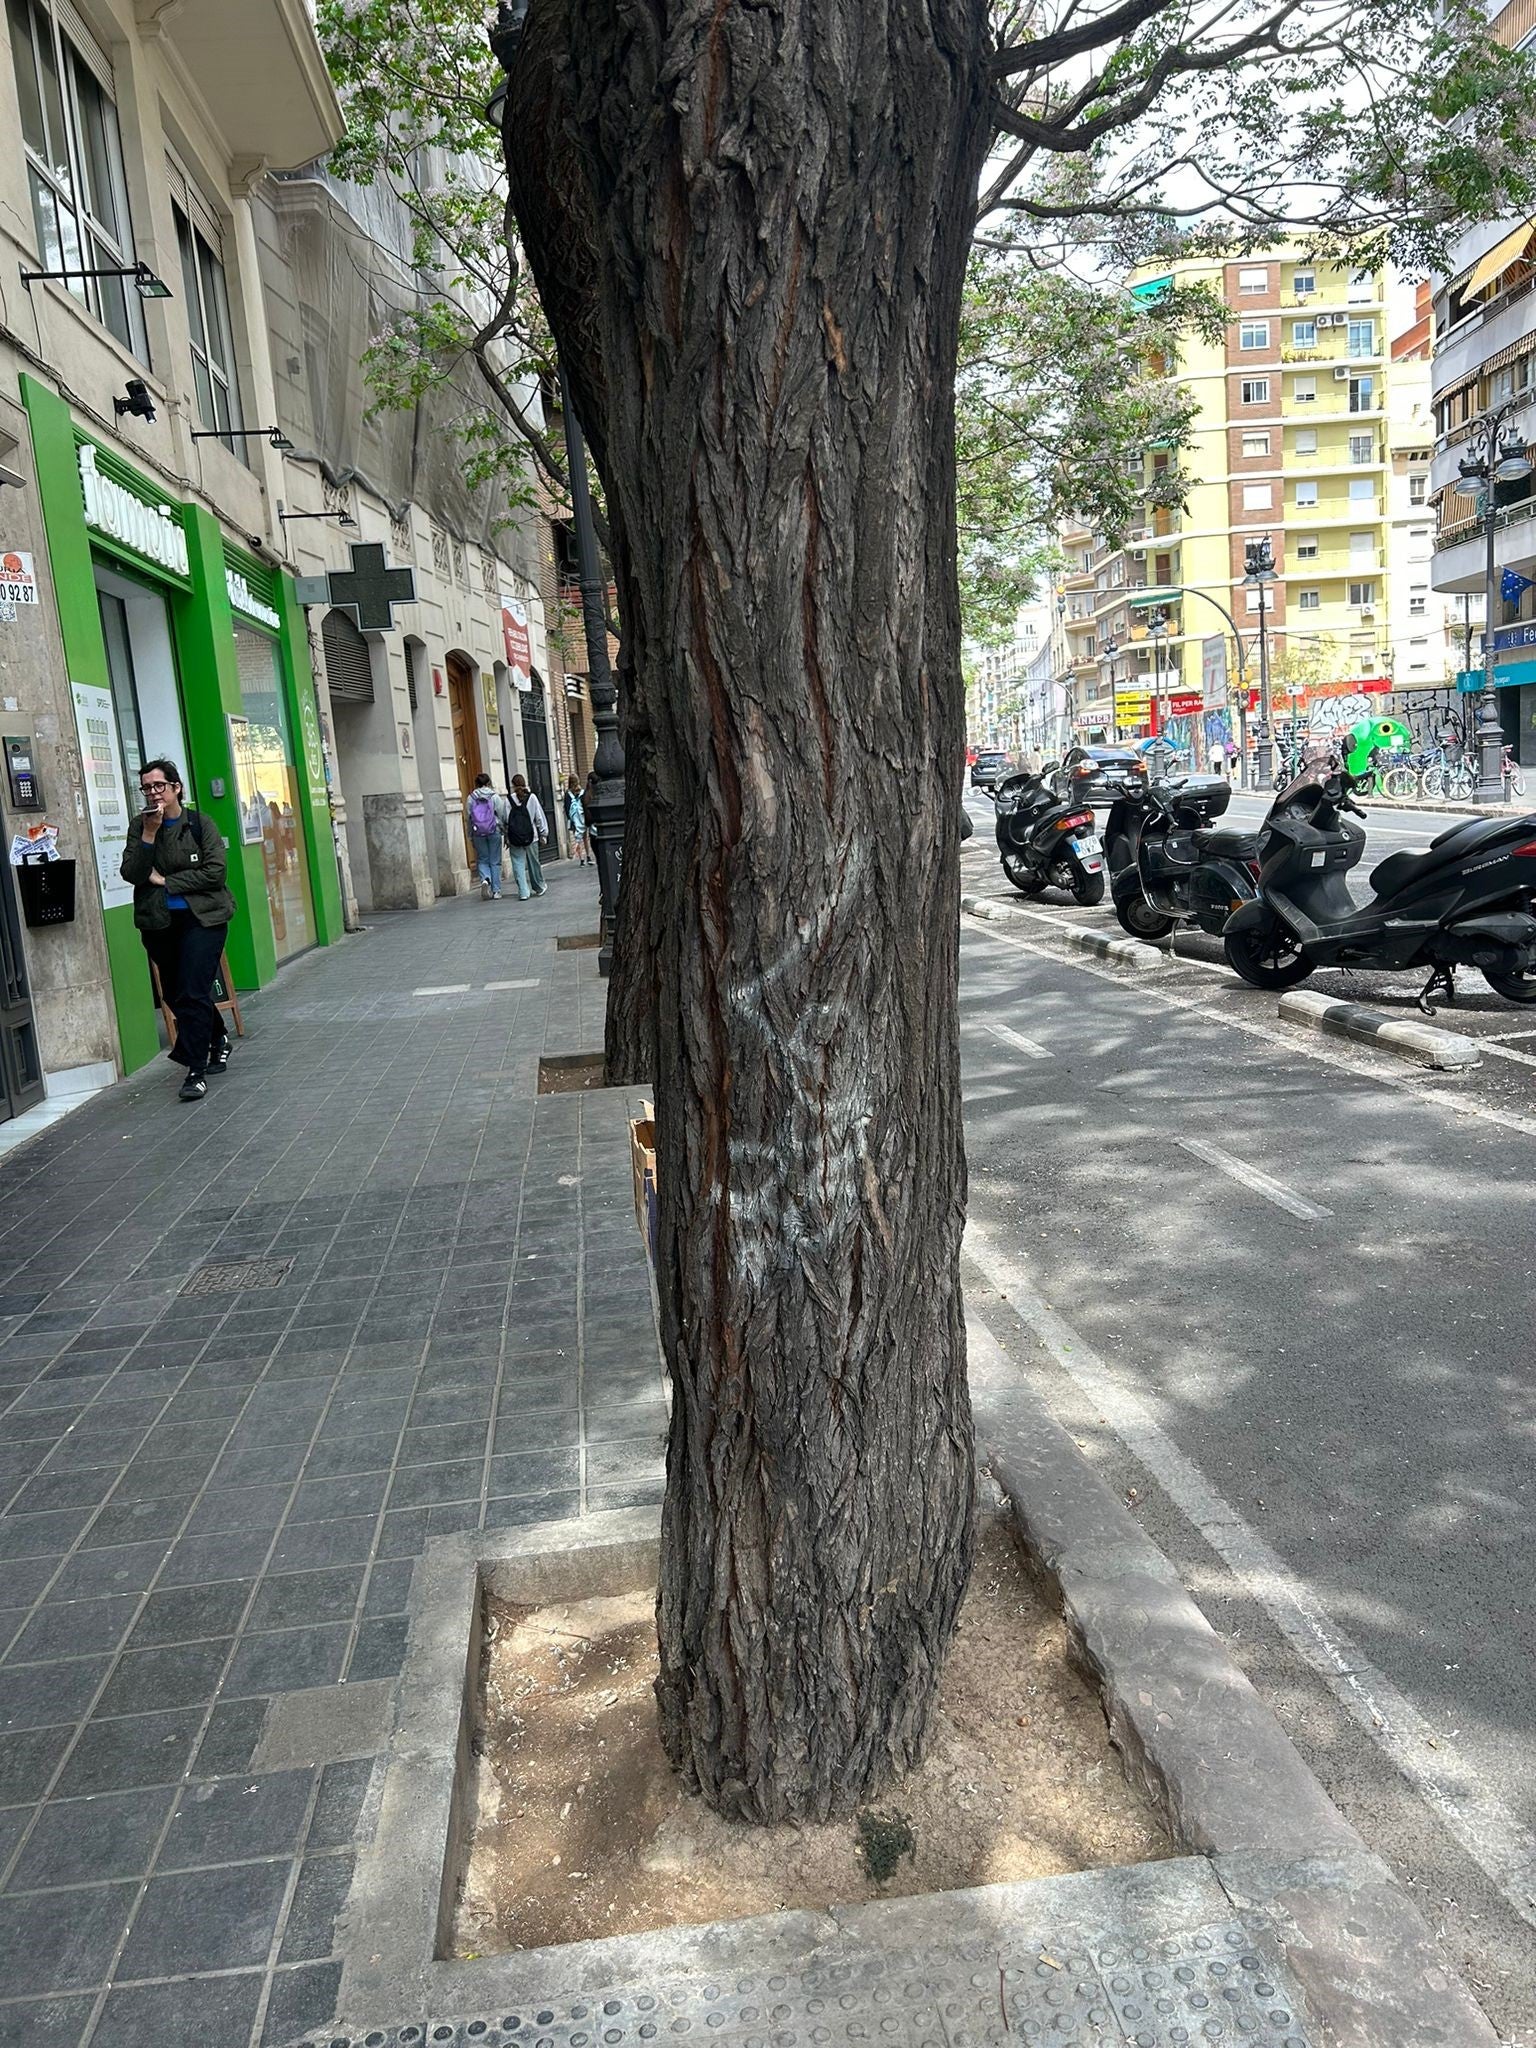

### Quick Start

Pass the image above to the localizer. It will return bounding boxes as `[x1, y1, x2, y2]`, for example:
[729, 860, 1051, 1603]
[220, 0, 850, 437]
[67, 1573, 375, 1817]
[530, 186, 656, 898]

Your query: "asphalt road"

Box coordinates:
[958, 890, 1536, 2041]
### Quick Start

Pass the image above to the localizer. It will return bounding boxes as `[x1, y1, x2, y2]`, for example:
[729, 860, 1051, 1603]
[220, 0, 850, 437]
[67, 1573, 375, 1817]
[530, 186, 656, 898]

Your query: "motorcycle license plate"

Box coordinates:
[1071, 835, 1102, 868]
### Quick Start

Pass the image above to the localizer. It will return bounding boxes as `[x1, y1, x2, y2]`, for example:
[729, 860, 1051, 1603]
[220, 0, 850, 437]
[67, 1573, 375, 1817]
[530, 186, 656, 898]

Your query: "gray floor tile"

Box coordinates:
[161, 1767, 313, 1868]
[7, 1784, 174, 1889]
[0, 1878, 138, 1993]
[3, 1595, 139, 1664]
[247, 1568, 364, 1633]
[95, 1640, 230, 1717]
[0, 1657, 108, 1732]
[277, 1849, 354, 1962]
[95, 1968, 263, 2048]
[225, 1625, 349, 1698]
[0, 1990, 96, 2048]
[261, 1957, 343, 2044]
[57, 1707, 203, 1795]
[118, 1857, 290, 1977]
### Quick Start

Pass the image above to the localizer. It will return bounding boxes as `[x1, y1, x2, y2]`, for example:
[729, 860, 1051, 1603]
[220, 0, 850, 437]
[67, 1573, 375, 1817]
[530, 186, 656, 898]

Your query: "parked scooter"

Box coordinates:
[1105, 774, 1260, 941]
[1223, 766, 1536, 1006]
[985, 769, 1105, 906]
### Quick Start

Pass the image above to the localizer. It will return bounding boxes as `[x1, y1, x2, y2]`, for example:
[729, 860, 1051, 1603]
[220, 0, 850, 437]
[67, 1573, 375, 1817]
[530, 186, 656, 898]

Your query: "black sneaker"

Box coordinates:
[178, 1073, 207, 1102]
[208, 1041, 231, 1075]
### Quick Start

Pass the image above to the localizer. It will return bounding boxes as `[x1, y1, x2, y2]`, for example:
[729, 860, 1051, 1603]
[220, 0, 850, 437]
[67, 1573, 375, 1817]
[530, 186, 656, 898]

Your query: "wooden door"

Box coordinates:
[447, 657, 484, 865]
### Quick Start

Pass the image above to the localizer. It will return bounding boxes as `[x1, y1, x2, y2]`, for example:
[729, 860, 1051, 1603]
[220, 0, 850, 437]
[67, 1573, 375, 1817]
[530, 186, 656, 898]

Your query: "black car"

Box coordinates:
[970, 750, 1011, 788]
[1060, 746, 1149, 805]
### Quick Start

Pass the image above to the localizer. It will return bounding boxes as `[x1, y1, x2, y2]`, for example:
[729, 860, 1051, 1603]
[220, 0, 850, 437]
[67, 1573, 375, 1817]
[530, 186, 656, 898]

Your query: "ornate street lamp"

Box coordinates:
[1146, 611, 1171, 777]
[1099, 634, 1119, 740]
[1458, 408, 1533, 804]
[1243, 536, 1277, 789]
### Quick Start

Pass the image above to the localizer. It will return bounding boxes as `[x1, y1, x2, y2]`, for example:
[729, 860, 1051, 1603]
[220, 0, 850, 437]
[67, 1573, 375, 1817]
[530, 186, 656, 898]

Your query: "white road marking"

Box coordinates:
[411, 984, 471, 996]
[986, 1021, 1053, 1060]
[962, 1214, 1536, 1933]
[1174, 1135, 1332, 1219]
[1481, 1041, 1536, 1069]
[962, 913, 1536, 1146]
[484, 979, 541, 991]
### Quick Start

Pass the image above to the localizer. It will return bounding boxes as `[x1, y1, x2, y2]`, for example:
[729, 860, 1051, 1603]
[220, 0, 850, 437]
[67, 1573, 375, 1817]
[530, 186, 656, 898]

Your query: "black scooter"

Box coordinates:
[1105, 775, 1259, 941]
[987, 769, 1105, 906]
[1223, 767, 1536, 1006]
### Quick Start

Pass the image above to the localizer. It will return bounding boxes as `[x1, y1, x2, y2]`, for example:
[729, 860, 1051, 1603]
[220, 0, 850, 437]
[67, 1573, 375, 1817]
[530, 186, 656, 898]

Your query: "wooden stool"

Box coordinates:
[149, 948, 245, 1051]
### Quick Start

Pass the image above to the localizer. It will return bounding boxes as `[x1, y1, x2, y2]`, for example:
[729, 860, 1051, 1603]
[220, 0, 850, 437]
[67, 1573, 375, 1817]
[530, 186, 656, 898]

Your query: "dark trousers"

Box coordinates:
[143, 912, 229, 1074]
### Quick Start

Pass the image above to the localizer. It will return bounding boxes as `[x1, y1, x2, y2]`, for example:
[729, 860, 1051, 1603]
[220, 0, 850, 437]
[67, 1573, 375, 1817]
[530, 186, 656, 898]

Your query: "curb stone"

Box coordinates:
[960, 891, 1162, 970]
[965, 1307, 1501, 2047]
[1276, 989, 1482, 1070]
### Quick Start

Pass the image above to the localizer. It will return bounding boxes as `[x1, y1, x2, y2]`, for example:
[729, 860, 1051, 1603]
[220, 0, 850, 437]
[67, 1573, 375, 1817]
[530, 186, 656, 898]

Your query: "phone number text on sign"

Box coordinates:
[1, 550, 39, 604]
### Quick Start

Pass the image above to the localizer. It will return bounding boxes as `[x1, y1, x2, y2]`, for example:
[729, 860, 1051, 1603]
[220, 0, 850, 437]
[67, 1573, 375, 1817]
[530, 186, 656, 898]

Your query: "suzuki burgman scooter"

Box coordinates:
[986, 768, 1105, 906]
[1222, 767, 1536, 1006]
[1105, 774, 1259, 941]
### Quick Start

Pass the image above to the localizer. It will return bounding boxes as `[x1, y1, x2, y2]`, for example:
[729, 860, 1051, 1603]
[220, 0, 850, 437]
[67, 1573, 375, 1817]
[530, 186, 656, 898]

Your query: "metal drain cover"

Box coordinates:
[180, 1256, 294, 1296]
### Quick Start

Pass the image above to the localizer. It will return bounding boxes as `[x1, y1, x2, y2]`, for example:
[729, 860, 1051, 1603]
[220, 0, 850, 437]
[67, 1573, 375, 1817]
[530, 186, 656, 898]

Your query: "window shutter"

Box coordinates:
[322, 609, 375, 704]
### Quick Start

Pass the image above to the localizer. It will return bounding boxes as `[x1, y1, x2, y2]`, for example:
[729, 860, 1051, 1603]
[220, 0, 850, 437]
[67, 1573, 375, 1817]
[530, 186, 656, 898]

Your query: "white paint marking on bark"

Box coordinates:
[963, 1214, 1536, 1932]
[1174, 1136, 1332, 1220]
[986, 1022, 1053, 1061]
[411, 984, 472, 996]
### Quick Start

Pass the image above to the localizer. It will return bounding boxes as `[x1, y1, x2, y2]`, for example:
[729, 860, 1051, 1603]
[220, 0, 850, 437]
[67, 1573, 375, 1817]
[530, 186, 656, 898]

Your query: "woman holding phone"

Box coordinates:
[120, 758, 237, 1101]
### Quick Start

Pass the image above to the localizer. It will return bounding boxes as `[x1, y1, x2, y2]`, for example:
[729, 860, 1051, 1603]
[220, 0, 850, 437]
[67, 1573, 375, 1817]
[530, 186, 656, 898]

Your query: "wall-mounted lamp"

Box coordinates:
[20, 259, 171, 299]
[192, 427, 294, 451]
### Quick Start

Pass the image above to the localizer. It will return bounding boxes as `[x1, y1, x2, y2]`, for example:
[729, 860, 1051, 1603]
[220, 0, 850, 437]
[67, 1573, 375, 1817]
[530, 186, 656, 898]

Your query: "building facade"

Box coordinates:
[0, 0, 346, 1132]
[1058, 252, 1449, 769]
[1427, 0, 1536, 766]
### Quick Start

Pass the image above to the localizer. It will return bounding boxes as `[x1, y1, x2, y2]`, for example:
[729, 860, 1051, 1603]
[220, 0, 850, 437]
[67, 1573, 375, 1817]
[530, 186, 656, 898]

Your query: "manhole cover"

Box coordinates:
[180, 1257, 295, 1296]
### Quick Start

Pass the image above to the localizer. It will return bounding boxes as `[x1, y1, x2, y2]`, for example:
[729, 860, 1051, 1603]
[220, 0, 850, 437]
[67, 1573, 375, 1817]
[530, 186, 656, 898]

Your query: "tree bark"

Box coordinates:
[507, 0, 990, 1822]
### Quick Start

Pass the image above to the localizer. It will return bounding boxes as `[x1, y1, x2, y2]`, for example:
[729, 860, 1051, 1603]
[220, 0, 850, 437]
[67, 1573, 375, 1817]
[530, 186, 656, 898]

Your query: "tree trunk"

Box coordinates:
[506, 0, 990, 1823]
[604, 621, 658, 1085]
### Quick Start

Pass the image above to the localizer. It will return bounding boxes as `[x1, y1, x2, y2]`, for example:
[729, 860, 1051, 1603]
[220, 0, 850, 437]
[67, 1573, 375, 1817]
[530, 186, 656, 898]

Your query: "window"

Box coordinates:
[1239, 267, 1270, 294]
[1347, 319, 1376, 359]
[171, 175, 242, 450]
[1291, 320, 1317, 348]
[1294, 428, 1318, 455]
[1492, 366, 1516, 405]
[1293, 376, 1316, 404]
[1298, 590, 1321, 611]
[1349, 530, 1375, 561]
[1296, 534, 1320, 560]
[1244, 587, 1264, 612]
[1408, 472, 1428, 503]
[8, 0, 147, 357]
[1348, 477, 1375, 502]
[1239, 320, 1270, 350]
[1242, 482, 1272, 510]
[1348, 433, 1375, 465]
[1292, 268, 1316, 295]
[1409, 638, 1428, 668]
[1348, 268, 1374, 303]
[1296, 481, 1319, 507]
[1240, 378, 1270, 405]
[1241, 431, 1271, 458]
[1409, 588, 1427, 616]
[1410, 525, 1431, 548]
[1348, 580, 1376, 607]
[1349, 375, 1374, 413]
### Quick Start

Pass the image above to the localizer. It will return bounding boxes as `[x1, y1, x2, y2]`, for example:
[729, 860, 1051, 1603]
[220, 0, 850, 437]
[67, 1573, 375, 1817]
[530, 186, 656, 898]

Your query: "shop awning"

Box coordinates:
[1466, 221, 1536, 298]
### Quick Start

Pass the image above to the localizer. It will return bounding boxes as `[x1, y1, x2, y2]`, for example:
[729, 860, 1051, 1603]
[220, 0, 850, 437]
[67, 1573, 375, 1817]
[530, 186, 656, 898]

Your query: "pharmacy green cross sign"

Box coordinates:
[324, 543, 417, 631]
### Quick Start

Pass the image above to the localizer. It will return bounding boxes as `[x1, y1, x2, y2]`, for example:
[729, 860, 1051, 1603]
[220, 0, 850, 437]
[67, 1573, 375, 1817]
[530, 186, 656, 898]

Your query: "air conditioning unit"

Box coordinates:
[1130, 549, 1146, 562]
[1334, 366, 1352, 381]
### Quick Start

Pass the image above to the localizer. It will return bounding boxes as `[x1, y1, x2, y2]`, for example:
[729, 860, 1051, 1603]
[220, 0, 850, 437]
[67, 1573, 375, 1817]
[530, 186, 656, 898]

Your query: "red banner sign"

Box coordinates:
[500, 593, 532, 691]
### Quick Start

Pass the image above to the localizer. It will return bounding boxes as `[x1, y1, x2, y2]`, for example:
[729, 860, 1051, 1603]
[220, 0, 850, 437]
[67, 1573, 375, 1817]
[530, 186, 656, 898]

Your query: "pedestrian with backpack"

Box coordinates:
[562, 774, 590, 865]
[505, 774, 548, 898]
[464, 773, 509, 899]
[120, 758, 237, 1103]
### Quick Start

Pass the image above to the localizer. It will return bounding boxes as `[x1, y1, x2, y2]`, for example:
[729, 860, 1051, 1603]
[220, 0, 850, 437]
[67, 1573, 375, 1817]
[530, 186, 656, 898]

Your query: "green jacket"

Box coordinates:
[120, 808, 237, 934]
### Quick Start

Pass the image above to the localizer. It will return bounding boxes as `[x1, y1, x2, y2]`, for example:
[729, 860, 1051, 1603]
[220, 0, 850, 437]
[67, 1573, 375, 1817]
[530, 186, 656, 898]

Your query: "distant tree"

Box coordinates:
[490, 0, 1536, 1827]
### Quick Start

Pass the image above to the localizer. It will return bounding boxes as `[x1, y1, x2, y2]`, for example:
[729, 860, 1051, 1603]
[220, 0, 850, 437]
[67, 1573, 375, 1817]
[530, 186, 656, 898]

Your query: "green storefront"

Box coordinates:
[21, 376, 342, 1073]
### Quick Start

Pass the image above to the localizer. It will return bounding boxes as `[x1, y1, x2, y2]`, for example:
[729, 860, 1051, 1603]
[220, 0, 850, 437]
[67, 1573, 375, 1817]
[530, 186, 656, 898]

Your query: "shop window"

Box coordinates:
[8, 0, 148, 358]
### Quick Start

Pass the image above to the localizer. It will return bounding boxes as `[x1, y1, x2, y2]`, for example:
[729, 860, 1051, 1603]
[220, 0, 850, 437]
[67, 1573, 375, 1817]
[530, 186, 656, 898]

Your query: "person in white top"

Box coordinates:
[506, 773, 549, 899]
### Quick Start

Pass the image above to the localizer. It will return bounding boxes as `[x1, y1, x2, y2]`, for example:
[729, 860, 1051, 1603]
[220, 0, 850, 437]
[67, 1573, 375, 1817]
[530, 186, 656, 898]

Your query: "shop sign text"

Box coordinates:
[77, 445, 188, 576]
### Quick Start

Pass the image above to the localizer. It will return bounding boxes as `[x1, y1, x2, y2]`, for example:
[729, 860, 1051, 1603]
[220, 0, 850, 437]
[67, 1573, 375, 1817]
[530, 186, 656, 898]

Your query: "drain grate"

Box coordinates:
[180, 1256, 295, 1297]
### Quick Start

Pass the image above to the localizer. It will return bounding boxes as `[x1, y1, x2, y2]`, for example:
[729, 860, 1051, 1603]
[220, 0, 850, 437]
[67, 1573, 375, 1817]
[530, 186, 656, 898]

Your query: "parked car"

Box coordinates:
[970, 750, 1011, 788]
[1060, 746, 1149, 805]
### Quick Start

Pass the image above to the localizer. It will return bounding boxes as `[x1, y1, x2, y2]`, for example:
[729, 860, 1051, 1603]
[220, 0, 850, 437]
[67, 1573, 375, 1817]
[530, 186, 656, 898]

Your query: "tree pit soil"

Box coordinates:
[451, 1516, 1169, 1956]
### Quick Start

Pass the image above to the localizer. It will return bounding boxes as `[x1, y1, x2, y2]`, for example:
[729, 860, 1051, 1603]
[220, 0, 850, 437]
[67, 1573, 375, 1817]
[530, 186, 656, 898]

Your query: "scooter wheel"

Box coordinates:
[1223, 916, 1313, 990]
[1072, 869, 1106, 907]
[1483, 964, 1536, 1003]
[1001, 854, 1045, 896]
[1114, 892, 1177, 940]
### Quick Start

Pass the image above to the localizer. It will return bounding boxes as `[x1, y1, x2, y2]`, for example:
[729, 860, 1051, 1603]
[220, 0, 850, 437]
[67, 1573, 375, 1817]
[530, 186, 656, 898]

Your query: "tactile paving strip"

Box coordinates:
[282, 1919, 1314, 2048]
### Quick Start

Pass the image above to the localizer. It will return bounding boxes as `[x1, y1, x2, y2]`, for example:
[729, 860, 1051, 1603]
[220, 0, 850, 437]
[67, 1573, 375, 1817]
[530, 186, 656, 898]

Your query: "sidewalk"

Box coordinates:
[0, 861, 663, 2048]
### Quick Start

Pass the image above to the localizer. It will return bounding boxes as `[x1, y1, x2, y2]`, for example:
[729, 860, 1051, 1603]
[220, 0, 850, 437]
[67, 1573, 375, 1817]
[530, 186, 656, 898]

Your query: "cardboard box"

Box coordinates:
[629, 1102, 657, 1265]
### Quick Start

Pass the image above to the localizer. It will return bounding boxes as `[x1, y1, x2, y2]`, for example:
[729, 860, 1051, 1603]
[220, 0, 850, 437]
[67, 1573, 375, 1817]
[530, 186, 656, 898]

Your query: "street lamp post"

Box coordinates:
[1243, 537, 1277, 790]
[1458, 406, 1533, 804]
[1100, 634, 1119, 741]
[1147, 612, 1170, 777]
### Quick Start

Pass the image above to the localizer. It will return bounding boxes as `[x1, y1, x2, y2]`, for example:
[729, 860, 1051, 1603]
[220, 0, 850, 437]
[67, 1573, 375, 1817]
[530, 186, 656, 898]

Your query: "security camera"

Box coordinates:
[113, 378, 156, 422]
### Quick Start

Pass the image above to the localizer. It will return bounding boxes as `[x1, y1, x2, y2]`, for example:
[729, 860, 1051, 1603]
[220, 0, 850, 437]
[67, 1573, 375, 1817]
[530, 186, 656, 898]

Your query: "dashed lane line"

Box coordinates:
[986, 1021, 1053, 1060]
[1174, 1135, 1332, 1220]
[963, 1211, 1536, 1935]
